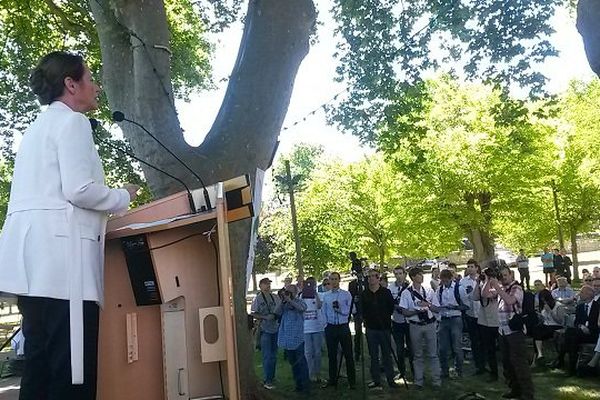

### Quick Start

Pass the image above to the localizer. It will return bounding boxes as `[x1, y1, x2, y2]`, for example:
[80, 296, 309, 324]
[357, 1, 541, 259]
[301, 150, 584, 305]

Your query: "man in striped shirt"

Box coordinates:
[489, 266, 534, 400]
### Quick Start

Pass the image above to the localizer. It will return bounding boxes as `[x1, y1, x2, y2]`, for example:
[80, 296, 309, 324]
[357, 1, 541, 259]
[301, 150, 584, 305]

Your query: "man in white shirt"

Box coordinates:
[437, 269, 468, 378]
[400, 267, 441, 389]
[321, 272, 356, 389]
[461, 259, 484, 375]
[389, 266, 411, 379]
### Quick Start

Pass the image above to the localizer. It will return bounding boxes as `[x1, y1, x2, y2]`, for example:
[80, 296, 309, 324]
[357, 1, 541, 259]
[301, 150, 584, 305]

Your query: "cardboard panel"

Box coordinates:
[198, 307, 226, 362]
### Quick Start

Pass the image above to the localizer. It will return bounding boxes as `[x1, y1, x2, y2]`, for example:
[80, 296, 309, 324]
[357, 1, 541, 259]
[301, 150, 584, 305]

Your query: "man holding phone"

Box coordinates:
[322, 272, 355, 389]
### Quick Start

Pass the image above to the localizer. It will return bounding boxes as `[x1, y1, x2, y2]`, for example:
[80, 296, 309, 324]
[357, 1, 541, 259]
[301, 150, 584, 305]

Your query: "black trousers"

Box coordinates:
[500, 331, 534, 400]
[560, 327, 598, 373]
[18, 296, 100, 400]
[465, 316, 484, 372]
[325, 323, 356, 385]
[479, 324, 499, 377]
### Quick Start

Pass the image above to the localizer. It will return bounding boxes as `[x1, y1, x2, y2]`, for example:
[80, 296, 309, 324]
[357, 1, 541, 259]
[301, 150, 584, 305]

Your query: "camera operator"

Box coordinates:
[472, 266, 500, 381]
[274, 284, 310, 394]
[322, 272, 356, 389]
[360, 268, 398, 390]
[250, 278, 281, 390]
[488, 265, 534, 400]
[399, 267, 442, 389]
[389, 266, 411, 379]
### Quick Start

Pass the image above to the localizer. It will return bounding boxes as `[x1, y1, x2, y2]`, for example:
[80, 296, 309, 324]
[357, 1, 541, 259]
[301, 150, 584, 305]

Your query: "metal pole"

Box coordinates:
[285, 160, 304, 278]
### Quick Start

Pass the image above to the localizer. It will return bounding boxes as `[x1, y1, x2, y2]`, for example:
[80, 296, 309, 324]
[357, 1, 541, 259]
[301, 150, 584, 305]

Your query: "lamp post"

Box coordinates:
[274, 160, 304, 279]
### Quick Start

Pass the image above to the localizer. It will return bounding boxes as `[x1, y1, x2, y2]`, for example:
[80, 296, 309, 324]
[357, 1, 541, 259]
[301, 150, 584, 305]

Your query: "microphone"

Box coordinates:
[89, 118, 197, 214]
[111, 111, 212, 211]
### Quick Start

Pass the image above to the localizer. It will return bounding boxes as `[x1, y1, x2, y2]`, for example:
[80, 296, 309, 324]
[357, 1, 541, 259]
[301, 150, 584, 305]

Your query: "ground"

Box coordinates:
[256, 347, 600, 400]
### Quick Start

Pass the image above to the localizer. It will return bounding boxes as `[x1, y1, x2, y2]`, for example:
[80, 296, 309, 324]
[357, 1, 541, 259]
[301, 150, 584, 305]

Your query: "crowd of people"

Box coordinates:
[250, 254, 600, 400]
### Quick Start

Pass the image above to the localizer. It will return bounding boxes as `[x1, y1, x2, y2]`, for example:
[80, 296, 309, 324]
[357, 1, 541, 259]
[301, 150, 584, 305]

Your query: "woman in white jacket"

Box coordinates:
[0, 51, 138, 399]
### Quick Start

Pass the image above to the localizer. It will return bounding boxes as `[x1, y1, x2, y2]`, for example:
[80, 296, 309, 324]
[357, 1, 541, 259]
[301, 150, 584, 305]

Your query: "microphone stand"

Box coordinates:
[90, 119, 197, 213]
[113, 112, 212, 211]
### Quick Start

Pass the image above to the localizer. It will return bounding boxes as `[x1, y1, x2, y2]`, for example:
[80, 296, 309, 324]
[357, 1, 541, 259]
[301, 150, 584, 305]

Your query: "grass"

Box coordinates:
[254, 344, 600, 400]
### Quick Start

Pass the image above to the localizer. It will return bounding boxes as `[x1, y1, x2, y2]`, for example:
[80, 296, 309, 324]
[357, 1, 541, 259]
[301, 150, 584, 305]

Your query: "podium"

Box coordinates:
[97, 179, 252, 400]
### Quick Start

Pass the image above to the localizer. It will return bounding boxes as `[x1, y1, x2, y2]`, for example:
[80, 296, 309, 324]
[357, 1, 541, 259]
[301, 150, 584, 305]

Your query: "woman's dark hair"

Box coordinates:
[29, 51, 85, 105]
[538, 289, 555, 311]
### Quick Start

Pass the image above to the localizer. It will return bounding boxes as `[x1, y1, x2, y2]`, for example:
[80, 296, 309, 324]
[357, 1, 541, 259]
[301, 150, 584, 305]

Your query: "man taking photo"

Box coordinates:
[488, 266, 534, 400]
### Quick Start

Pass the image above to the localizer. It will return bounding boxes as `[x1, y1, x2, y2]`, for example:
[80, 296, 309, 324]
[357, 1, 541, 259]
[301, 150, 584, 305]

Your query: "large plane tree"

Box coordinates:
[1, 0, 599, 397]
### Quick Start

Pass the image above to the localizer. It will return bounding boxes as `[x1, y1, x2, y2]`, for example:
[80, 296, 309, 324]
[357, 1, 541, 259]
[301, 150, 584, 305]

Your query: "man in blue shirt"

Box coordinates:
[275, 284, 310, 393]
[321, 271, 356, 389]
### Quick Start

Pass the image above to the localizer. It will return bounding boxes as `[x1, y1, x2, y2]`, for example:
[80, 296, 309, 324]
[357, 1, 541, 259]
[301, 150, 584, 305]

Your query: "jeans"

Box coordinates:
[365, 328, 395, 385]
[391, 321, 411, 376]
[304, 332, 324, 380]
[438, 316, 464, 376]
[285, 343, 310, 393]
[479, 324, 499, 377]
[409, 322, 441, 387]
[465, 315, 484, 372]
[500, 331, 534, 400]
[260, 331, 278, 384]
[325, 323, 355, 386]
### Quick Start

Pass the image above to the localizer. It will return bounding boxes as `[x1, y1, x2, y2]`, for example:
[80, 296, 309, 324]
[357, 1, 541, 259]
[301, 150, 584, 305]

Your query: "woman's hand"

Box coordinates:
[123, 184, 140, 202]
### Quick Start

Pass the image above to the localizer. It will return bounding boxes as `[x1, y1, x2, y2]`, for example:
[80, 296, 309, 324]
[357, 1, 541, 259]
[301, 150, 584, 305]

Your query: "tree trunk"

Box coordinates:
[90, 1, 316, 397]
[570, 226, 580, 282]
[379, 244, 385, 270]
[467, 192, 495, 264]
[577, 0, 600, 77]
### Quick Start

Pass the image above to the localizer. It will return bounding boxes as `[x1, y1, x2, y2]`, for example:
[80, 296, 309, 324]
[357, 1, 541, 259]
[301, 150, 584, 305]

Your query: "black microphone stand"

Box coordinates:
[112, 111, 212, 212]
[90, 119, 197, 213]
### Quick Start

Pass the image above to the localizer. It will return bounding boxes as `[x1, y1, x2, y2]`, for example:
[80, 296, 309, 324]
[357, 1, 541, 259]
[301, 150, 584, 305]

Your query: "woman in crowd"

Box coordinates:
[530, 289, 564, 366]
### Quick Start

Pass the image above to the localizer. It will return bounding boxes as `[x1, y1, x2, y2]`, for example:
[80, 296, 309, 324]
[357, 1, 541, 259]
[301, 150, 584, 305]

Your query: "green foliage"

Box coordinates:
[330, 0, 566, 140]
[555, 79, 600, 235]
[273, 143, 324, 195]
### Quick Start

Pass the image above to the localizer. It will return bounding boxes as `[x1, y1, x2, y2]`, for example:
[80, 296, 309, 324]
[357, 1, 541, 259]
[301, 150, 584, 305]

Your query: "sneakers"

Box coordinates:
[388, 381, 401, 389]
[263, 383, 275, 390]
[367, 381, 383, 390]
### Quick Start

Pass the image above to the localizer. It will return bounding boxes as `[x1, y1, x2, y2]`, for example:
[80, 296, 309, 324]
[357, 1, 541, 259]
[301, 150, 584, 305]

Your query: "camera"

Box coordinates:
[278, 288, 292, 300]
[417, 310, 430, 322]
[482, 266, 501, 281]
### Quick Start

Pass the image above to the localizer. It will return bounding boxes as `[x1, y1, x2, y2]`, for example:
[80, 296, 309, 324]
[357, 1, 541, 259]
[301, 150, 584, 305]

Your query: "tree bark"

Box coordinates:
[577, 0, 600, 77]
[90, 1, 316, 398]
[570, 226, 580, 281]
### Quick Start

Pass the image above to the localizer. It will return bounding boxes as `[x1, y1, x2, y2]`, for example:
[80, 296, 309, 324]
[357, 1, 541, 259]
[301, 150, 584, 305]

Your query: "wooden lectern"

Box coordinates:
[98, 178, 252, 400]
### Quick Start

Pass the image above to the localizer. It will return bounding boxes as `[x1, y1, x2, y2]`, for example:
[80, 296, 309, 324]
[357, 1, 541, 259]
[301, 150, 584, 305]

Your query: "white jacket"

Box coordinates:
[0, 101, 130, 383]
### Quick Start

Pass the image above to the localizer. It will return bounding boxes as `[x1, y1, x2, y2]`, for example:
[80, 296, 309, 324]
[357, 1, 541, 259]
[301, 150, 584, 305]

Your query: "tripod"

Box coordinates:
[341, 275, 409, 393]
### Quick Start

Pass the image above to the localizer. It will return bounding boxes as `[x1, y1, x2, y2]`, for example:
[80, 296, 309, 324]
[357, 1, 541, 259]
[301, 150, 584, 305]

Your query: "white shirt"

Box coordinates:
[399, 284, 439, 322]
[460, 275, 480, 318]
[389, 281, 408, 323]
[437, 281, 466, 318]
[302, 293, 325, 333]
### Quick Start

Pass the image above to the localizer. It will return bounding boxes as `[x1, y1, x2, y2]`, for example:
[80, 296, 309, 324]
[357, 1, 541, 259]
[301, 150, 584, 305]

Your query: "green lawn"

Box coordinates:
[254, 347, 600, 400]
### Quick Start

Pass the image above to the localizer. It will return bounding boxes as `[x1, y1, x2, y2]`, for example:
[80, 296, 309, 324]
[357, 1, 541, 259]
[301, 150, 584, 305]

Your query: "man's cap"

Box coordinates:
[259, 277, 272, 285]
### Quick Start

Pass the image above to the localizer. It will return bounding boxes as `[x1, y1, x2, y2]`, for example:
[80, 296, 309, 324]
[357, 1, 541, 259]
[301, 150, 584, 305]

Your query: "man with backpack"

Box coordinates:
[251, 278, 281, 390]
[399, 267, 442, 389]
[489, 266, 534, 400]
[437, 269, 469, 378]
